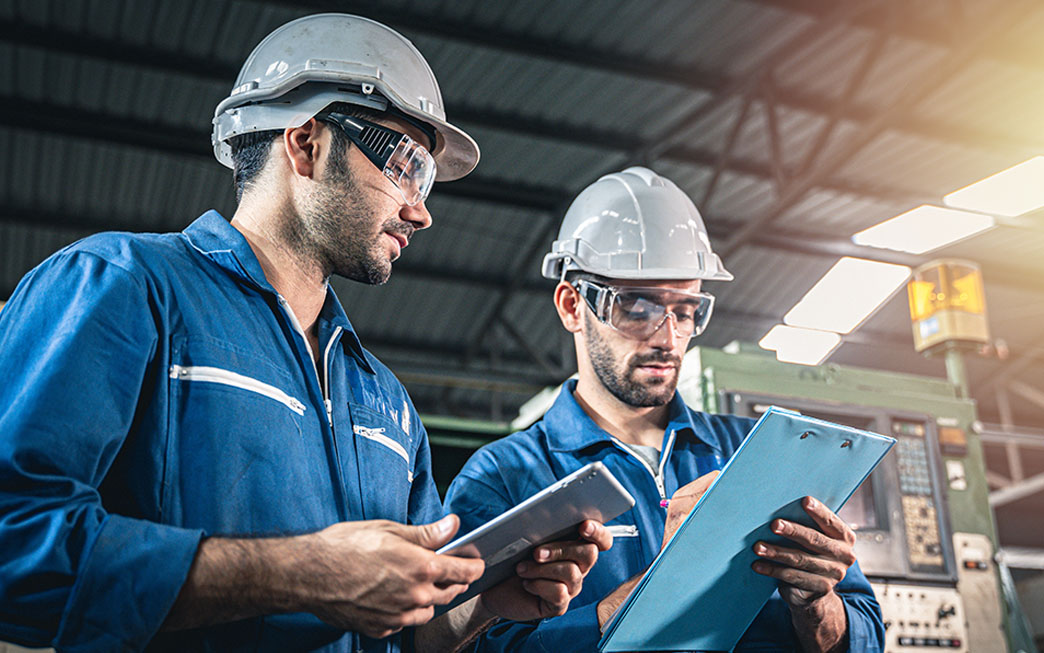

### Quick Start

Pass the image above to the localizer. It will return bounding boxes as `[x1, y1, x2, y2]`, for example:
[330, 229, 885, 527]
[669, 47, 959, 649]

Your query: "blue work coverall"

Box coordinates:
[0, 212, 442, 652]
[444, 380, 886, 652]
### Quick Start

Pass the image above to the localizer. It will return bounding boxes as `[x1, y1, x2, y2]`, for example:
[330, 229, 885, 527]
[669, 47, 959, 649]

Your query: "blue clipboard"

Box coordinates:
[598, 407, 896, 652]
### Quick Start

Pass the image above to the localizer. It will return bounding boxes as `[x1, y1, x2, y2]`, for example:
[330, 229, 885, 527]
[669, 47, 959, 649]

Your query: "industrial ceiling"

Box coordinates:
[2, 0, 1044, 542]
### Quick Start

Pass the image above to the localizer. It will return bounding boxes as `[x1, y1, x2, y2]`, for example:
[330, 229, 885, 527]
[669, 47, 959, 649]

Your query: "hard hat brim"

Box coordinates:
[420, 112, 480, 182]
[213, 78, 478, 181]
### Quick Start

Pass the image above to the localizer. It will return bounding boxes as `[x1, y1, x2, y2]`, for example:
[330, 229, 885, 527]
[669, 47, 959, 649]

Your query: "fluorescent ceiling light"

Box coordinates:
[852, 205, 995, 255]
[784, 257, 911, 334]
[944, 156, 1044, 217]
[759, 324, 842, 366]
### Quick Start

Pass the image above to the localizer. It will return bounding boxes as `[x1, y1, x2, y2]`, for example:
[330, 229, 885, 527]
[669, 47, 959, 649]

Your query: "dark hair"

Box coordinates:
[227, 102, 387, 203]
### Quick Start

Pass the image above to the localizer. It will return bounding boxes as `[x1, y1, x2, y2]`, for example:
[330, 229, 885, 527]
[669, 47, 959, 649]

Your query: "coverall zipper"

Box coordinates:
[612, 429, 677, 503]
[320, 326, 345, 491]
[167, 365, 307, 415]
[277, 295, 349, 513]
[322, 327, 343, 428]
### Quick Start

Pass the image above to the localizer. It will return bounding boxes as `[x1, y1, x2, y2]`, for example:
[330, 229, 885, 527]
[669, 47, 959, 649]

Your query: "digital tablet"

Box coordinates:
[437, 461, 636, 610]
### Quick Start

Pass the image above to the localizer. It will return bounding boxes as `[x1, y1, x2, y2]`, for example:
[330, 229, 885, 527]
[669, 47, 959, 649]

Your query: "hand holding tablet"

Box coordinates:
[437, 462, 636, 611]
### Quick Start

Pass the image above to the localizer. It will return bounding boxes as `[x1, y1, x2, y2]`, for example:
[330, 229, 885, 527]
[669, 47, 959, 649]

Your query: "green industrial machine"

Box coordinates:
[677, 342, 1030, 653]
[422, 339, 1035, 651]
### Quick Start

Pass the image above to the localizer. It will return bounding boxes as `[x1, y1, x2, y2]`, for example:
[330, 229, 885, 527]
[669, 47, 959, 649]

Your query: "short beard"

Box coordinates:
[584, 311, 678, 407]
[292, 137, 409, 286]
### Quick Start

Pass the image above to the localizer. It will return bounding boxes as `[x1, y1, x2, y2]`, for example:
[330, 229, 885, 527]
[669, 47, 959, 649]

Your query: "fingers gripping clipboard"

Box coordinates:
[598, 407, 896, 652]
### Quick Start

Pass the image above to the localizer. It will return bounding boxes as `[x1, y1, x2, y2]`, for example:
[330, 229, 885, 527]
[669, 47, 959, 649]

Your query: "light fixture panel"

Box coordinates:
[759, 324, 842, 366]
[852, 205, 995, 255]
[784, 257, 911, 334]
[944, 156, 1044, 217]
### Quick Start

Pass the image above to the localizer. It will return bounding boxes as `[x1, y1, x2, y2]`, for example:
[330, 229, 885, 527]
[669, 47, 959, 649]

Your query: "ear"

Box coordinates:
[554, 281, 583, 334]
[282, 118, 324, 179]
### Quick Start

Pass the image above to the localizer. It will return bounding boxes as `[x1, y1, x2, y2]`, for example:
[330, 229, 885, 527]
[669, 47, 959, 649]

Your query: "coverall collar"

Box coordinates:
[545, 379, 722, 453]
[184, 211, 374, 374]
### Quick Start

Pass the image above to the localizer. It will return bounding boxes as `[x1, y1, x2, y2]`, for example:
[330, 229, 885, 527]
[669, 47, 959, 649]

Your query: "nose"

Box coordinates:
[400, 198, 432, 230]
[646, 313, 681, 349]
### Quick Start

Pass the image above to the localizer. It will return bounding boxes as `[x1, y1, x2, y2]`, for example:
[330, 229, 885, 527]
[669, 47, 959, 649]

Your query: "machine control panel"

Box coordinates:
[893, 421, 945, 571]
[871, 582, 968, 652]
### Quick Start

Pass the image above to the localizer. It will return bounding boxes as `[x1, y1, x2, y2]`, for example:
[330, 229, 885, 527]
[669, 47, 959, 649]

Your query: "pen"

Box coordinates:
[659, 499, 670, 508]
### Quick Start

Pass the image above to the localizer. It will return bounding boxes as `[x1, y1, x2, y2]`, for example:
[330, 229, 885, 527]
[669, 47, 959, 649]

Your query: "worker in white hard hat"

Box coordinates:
[445, 167, 885, 652]
[0, 14, 610, 653]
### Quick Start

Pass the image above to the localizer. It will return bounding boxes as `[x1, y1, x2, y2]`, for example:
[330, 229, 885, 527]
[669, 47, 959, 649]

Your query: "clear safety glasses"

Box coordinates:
[573, 279, 715, 341]
[319, 113, 436, 206]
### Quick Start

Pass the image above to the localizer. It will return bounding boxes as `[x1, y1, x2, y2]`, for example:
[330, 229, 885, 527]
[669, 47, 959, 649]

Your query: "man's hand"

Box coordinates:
[596, 471, 719, 629]
[163, 515, 484, 638]
[751, 496, 856, 607]
[478, 519, 613, 622]
[303, 515, 484, 638]
[751, 496, 854, 652]
[662, 470, 719, 549]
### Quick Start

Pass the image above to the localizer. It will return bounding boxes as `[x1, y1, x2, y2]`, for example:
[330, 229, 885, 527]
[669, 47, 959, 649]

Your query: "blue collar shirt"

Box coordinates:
[0, 212, 442, 652]
[444, 380, 885, 652]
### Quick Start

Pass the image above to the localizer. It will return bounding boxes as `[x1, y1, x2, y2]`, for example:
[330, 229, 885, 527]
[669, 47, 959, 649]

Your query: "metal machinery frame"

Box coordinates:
[676, 344, 1035, 652]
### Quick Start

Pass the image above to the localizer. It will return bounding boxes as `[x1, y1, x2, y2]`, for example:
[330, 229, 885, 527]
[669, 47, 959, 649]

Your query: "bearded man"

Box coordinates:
[444, 167, 885, 652]
[0, 14, 610, 653]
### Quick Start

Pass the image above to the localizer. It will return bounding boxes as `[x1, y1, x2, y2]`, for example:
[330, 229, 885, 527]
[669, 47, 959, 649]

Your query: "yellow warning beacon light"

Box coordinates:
[907, 259, 989, 354]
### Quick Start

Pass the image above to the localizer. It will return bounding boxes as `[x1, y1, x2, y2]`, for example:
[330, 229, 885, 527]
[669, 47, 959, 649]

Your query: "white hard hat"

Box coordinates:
[212, 13, 479, 181]
[542, 166, 733, 281]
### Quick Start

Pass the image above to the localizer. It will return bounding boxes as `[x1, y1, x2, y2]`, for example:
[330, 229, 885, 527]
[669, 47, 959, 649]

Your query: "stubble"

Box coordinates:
[584, 311, 679, 408]
[292, 138, 407, 285]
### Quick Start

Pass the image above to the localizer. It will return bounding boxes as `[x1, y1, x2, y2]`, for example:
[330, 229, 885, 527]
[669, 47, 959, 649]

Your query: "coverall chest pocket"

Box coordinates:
[165, 337, 324, 533]
[348, 402, 415, 523]
[596, 515, 648, 593]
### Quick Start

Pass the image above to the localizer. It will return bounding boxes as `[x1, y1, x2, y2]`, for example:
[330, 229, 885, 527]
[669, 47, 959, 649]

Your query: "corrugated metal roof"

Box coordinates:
[2, 0, 1044, 430]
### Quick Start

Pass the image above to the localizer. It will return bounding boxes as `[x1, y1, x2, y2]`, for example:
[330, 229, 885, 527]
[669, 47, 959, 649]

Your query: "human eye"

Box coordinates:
[616, 295, 659, 321]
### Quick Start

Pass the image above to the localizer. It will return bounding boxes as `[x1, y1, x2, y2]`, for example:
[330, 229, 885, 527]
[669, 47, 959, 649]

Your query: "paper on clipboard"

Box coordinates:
[598, 407, 896, 652]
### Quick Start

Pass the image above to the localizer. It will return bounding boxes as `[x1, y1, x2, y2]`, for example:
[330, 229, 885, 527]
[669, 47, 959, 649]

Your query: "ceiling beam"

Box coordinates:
[2, 13, 1038, 170]
[255, 1, 1044, 155]
[989, 471, 1044, 508]
[747, 0, 1044, 75]
[0, 86, 929, 211]
[712, 0, 1038, 260]
[259, 0, 1044, 78]
[0, 95, 568, 213]
[975, 338, 1044, 393]
[456, 0, 1041, 359]
[1008, 381, 1044, 413]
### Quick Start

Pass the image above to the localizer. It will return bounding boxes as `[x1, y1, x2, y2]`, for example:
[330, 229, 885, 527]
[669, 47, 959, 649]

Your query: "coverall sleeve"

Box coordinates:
[0, 251, 204, 652]
[444, 469, 606, 653]
[835, 560, 886, 652]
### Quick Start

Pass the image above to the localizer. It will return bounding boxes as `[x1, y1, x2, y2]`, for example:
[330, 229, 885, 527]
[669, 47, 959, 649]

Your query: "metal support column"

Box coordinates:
[944, 346, 970, 399]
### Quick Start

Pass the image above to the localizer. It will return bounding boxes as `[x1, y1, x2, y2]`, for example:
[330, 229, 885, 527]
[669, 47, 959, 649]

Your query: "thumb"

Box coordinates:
[399, 514, 460, 550]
